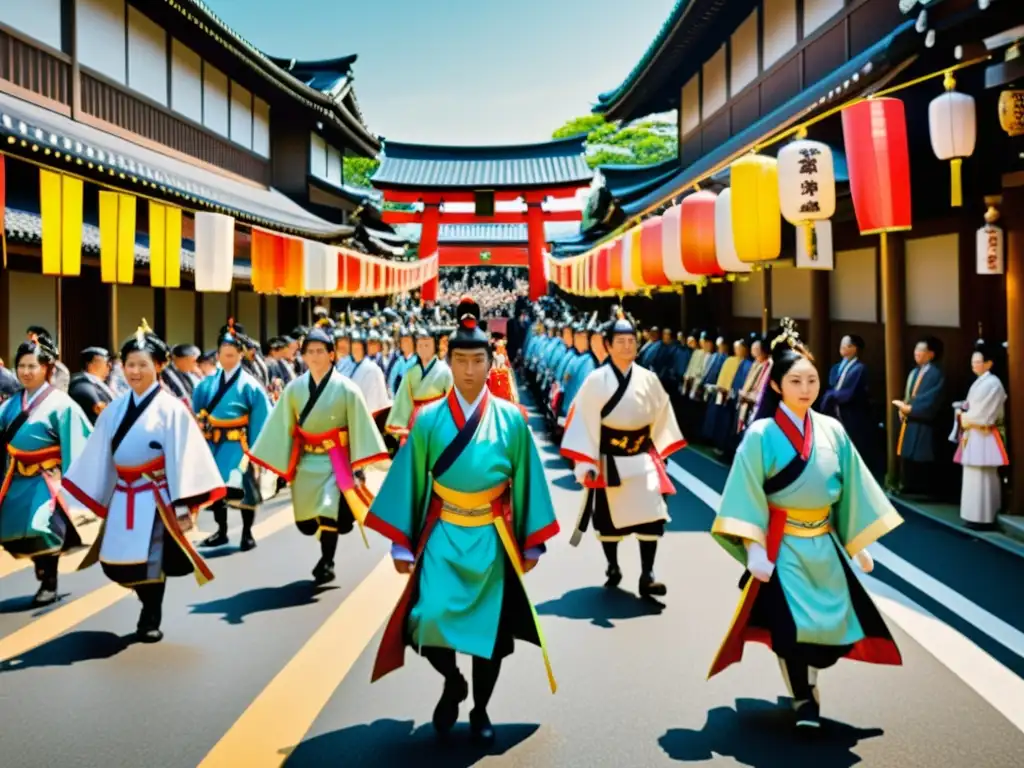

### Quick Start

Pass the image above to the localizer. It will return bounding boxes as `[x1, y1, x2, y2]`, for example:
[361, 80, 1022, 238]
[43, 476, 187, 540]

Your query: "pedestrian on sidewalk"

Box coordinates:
[708, 319, 904, 730]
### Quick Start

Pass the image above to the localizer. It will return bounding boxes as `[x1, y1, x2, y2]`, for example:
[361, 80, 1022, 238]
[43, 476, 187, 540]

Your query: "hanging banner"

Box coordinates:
[99, 190, 136, 284]
[40, 170, 84, 277]
[148, 202, 182, 288]
[193, 211, 235, 292]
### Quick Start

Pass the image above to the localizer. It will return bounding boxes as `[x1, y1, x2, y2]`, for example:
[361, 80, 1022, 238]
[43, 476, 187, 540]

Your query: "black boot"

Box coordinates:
[239, 509, 256, 551]
[638, 539, 666, 597]
[312, 529, 338, 585]
[135, 581, 166, 643]
[602, 541, 622, 588]
[424, 648, 468, 738]
[200, 504, 229, 547]
[781, 658, 820, 729]
[470, 656, 501, 743]
[31, 554, 59, 607]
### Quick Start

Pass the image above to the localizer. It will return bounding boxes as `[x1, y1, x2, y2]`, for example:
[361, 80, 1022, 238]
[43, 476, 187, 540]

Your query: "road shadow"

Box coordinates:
[0, 591, 74, 615]
[0, 630, 133, 673]
[284, 718, 539, 766]
[540, 442, 562, 456]
[659, 697, 883, 767]
[543, 457, 568, 471]
[535, 586, 664, 629]
[188, 580, 337, 625]
[549, 474, 580, 491]
[199, 546, 244, 560]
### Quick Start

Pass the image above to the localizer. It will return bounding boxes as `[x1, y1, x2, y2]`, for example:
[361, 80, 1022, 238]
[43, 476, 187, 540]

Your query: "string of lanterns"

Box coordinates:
[550, 55, 1009, 297]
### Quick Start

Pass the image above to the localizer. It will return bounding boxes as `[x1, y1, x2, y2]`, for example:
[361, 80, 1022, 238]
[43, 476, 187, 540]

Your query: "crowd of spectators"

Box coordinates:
[438, 267, 527, 317]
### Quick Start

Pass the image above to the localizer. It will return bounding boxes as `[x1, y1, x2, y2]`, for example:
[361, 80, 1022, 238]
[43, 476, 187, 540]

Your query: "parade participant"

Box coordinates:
[290, 326, 309, 376]
[193, 323, 272, 552]
[335, 327, 355, 377]
[25, 326, 70, 393]
[346, 329, 393, 426]
[365, 297, 559, 743]
[266, 337, 297, 400]
[548, 322, 584, 432]
[895, 337, 946, 496]
[161, 344, 200, 404]
[0, 335, 92, 606]
[952, 340, 1008, 529]
[705, 339, 749, 450]
[556, 320, 598, 431]
[69, 346, 115, 423]
[248, 328, 388, 584]
[242, 334, 271, 390]
[486, 338, 520, 405]
[0, 362, 18, 403]
[708, 319, 903, 729]
[387, 326, 417, 396]
[638, 326, 661, 368]
[385, 326, 453, 442]
[198, 350, 218, 378]
[62, 324, 224, 641]
[560, 313, 686, 597]
[732, 337, 770, 452]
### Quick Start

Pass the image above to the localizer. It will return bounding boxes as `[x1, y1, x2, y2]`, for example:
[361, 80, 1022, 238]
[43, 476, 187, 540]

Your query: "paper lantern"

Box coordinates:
[712, 189, 750, 274]
[998, 90, 1024, 137]
[977, 200, 1004, 275]
[681, 191, 723, 275]
[98, 190, 135, 283]
[620, 228, 640, 291]
[607, 238, 623, 291]
[841, 98, 911, 235]
[194, 212, 235, 292]
[795, 221, 834, 270]
[586, 252, 598, 296]
[639, 217, 669, 286]
[660, 204, 699, 282]
[596, 244, 611, 293]
[730, 156, 780, 263]
[40, 170, 83, 277]
[929, 76, 976, 208]
[148, 202, 182, 288]
[778, 140, 835, 260]
[302, 240, 338, 294]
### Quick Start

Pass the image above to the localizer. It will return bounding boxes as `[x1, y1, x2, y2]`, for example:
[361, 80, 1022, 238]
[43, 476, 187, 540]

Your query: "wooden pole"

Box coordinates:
[55, 277, 63, 353]
[109, 283, 119, 352]
[880, 232, 906, 487]
[809, 270, 830, 366]
[1004, 186, 1024, 516]
[760, 267, 773, 336]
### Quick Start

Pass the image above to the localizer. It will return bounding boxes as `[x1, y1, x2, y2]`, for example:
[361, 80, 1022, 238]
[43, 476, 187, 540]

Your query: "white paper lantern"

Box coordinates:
[713, 189, 752, 273]
[929, 86, 976, 207]
[777, 139, 835, 262]
[661, 203, 700, 282]
[193, 212, 235, 292]
[302, 240, 339, 294]
[976, 224, 1004, 275]
[795, 220, 834, 270]
[620, 232, 638, 292]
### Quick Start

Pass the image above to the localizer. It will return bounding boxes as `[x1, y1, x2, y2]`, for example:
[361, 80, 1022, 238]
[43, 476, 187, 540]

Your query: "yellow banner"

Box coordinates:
[39, 170, 83, 276]
[148, 202, 183, 288]
[100, 191, 137, 284]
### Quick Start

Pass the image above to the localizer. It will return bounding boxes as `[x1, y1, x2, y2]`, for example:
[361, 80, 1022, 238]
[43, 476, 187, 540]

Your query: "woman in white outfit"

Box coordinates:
[952, 341, 1008, 530]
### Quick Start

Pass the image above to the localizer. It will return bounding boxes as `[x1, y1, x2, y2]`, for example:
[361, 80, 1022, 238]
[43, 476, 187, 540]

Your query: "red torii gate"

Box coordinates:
[371, 137, 592, 301]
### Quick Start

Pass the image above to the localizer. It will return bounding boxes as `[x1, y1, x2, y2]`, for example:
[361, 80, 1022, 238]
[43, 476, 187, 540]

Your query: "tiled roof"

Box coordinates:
[393, 222, 582, 244]
[4, 208, 251, 280]
[372, 137, 593, 189]
[0, 92, 354, 240]
[267, 55, 359, 100]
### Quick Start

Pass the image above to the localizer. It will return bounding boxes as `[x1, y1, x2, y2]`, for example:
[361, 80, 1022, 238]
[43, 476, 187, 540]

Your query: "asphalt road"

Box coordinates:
[1, 398, 1023, 767]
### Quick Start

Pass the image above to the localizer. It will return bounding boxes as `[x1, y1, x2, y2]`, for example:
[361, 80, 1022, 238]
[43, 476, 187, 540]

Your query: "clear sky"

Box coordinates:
[204, 0, 677, 145]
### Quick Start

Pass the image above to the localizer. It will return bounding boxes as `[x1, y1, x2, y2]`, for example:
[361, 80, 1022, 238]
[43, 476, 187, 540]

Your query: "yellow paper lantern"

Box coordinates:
[730, 154, 781, 263]
[628, 225, 645, 288]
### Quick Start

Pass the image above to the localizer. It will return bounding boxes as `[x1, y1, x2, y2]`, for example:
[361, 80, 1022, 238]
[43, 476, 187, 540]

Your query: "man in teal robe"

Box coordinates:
[365, 296, 559, 744]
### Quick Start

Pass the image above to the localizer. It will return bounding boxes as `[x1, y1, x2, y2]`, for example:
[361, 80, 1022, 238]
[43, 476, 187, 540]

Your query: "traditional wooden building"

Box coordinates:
[583, 0, 1024, 513]
[0, 0, 382, 361]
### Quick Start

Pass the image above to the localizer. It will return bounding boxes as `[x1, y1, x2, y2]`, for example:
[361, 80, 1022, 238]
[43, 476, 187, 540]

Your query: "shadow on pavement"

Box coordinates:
[535, 586, 664, 628]
[659, 697, 883, 767]
[0, 593, 68, 614]
[199, 546, 244, 560]
[539, 442, 561, 456]
[543, 457, 568, 471]
[0, 630, 133, 673]
[188, 580, 337, 625]
[283, 718, 539, 766]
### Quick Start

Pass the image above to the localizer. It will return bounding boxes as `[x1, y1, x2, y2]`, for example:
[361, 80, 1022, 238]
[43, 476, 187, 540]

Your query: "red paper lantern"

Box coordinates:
[587, 251, 599, 295]
[607, 238, 623, 291]
[680, 191, 723, 276]
[639, 217, 669, 286]
[841, 97, 912, 235]
[344, 251, 362, 294]
[596, 244, 611, 293]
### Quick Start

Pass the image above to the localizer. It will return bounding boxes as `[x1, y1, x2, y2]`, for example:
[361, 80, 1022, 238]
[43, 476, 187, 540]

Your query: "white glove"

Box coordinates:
[573, 462, 597, 486]
[745, 540, 775, 583]
[854, 549, 874, 573]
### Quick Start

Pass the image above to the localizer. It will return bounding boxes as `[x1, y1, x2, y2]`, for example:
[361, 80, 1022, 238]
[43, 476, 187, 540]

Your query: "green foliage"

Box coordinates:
[343, 156, 379, 189]
[552, 115, 677, 168]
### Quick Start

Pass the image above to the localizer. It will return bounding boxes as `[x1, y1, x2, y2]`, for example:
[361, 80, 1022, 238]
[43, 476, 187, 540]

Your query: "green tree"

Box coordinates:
[343, 156, 379, 188]
[553, 115, 677, 168]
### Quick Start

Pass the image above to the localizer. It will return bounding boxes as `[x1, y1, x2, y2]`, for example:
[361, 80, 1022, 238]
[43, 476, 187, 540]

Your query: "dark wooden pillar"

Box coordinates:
[760, 267, 773, 336]
[154, 288, 167, 341]
[809, 270, 830, 367]
[109, 284, 119, 352]
[259, 294, 268, 340]
[880, 233, 906, 486]
[194, 291, 204, 348]
[1004, 185, 1024, 516]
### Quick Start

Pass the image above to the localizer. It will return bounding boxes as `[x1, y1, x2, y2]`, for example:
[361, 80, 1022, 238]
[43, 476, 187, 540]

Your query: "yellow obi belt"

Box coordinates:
[432, 480, 509, 527]
[298, 426, 350, 454]
[781, 506, 831, 538]
[6, 444, 62, 477]
[199, 414, 249, 444]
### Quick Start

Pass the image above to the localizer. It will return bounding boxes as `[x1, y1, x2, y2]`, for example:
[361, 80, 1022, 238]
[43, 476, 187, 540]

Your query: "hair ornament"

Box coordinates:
[134, 318, 154, 348]
[770, 317, 801, 350]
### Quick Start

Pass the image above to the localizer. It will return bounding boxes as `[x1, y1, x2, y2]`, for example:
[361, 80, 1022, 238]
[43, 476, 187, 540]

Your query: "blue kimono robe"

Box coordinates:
[366, 389, 559, 691]
[898, 364, 946, 463]
[819, 358, 872, 461]
[192, 365, 272, 509]
[638, 340, 662, 369]
[560, 353, 597, 421]
[387, 353, 416, 396]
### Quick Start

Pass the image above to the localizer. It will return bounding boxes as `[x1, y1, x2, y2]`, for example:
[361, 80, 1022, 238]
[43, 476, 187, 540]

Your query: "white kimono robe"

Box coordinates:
[952, 371, 1008, 524]
[560, 362, 686, 532]
[346, 357, 392, 418]
[62, 385, 225, 586]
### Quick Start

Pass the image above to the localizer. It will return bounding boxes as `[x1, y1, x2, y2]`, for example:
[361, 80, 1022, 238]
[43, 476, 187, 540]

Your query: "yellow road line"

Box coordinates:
[197, 557, 406, 768]
[0, 505, 295, 663]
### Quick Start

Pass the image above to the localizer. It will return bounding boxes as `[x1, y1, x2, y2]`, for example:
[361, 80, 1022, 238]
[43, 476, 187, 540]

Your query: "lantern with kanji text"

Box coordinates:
[777, 139, 835, 262]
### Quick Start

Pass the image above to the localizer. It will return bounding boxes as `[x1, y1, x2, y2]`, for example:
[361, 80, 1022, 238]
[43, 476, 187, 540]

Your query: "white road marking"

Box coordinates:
[665, 459, 1024, 733]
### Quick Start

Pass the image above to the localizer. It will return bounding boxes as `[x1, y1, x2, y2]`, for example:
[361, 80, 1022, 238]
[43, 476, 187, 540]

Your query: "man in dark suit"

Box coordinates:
[68, 346, 115, 423]
[894, 336, 947, 496]
[819, 334, 873, 462]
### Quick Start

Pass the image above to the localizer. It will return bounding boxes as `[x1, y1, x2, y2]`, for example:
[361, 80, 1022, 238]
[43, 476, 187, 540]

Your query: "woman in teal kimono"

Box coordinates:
[366, 298, 559, 744]
[709, 320, 903, 729]
[0, 335, 92, 605]
[249, 328, 389, 584]
[193, 324, 271, 553]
